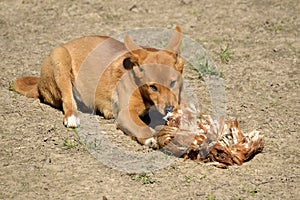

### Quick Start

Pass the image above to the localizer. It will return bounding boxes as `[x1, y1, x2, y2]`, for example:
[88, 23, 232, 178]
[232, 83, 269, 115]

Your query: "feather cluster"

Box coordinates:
[155, 106, 265, 168]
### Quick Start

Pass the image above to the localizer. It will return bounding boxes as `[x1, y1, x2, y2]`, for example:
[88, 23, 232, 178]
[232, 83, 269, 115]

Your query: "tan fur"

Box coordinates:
[13, 26, 184, 148]
[14, 76, 39, 98]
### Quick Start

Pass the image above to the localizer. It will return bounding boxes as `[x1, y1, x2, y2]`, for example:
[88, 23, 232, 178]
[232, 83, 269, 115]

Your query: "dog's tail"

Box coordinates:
[13, 76, 40, 98]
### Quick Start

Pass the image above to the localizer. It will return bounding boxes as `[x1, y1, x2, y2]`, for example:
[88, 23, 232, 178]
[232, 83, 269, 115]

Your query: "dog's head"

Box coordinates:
[123, 26, 184, 115]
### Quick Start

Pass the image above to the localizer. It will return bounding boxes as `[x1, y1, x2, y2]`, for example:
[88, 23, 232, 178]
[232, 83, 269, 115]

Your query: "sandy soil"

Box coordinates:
[0, 0, 299, 199]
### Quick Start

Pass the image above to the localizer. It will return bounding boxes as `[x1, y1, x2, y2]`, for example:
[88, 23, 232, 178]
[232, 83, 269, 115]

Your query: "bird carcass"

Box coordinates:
[155, 106, 265, 168]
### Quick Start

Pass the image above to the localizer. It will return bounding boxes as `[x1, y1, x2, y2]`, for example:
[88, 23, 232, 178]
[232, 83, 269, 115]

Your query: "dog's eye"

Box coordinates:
[169, 80, 176, 88]
[149, 84, 158, 92]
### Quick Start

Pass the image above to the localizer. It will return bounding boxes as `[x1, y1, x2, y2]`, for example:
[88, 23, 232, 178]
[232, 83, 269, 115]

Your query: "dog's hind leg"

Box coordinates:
[39, 46, 80, 128]
[54, 47, 80, 127]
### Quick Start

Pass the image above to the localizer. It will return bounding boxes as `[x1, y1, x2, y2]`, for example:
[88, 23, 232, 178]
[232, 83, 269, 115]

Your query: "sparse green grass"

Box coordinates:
[269, 98, 278, 107]
[63, 138, 74, 149]
[219, 45, 232, 64]
[195, 59, 224, 78]
[286, 42, 296, 53]
[189, 8, 198, 15]
[170, 163, 177, 169]
[8, 81, 14, 91]
[132, 173, 155, 184]
[207, 193, 216, 200]
[158, 39, 168, 48]
[273, 24, 282, 33]
[73, 128, 79, 135]
[184, 175, 192, 183]
[249, 188, 258, 196]
[63, 128, 87, 149]
[68, 128, 87, 147]
[240, 185, 259, 197]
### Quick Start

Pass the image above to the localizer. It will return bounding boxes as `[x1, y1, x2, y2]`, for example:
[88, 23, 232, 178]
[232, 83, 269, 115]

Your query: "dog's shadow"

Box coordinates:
[75, 95, 166, 129]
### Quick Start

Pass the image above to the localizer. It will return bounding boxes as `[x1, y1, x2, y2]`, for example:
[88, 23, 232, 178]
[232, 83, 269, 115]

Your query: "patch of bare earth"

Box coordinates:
[0, 0, 299, 199]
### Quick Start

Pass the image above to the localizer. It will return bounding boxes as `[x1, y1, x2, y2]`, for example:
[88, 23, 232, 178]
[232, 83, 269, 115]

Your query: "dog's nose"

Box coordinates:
[164, 105, 174, 114]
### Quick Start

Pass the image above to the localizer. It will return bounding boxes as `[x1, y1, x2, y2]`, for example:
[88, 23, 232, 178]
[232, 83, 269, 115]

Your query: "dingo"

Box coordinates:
[14, 26, 184, 148]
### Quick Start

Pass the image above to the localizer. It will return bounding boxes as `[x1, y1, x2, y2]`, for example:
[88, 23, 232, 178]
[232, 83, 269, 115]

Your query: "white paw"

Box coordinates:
[145, 137, 158, 149]
[64, 115, 80, 128]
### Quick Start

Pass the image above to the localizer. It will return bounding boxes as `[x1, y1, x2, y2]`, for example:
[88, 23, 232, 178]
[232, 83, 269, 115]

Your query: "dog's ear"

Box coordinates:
[124, 35, 148, 65]
[165, 26, 182, 54]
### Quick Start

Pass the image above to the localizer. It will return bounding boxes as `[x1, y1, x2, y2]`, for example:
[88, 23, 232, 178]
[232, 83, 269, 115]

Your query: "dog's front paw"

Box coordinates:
[64, 115, 80, 128]
[155, 126, 178, 147]
[145, 137, 158, 149]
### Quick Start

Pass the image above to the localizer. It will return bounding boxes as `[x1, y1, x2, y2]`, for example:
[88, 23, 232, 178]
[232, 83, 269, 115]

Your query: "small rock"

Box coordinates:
[181, 0, 192, 5]
[129, 5, 138, 13]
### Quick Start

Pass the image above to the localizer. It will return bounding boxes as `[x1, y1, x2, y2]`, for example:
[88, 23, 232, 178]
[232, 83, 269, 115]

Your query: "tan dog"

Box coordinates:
[14, 26, 184, 148]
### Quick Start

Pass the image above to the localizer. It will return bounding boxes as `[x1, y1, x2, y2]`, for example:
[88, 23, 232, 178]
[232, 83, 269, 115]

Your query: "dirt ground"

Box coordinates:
[0, 0, 299, 199]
